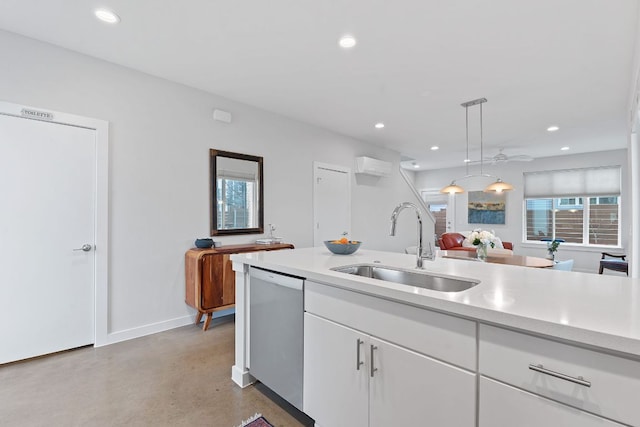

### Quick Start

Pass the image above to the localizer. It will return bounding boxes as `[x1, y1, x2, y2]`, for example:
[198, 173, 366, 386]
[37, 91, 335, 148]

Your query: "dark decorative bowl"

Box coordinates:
[195, 238, 214, 248]
[324, 240, 362, 255]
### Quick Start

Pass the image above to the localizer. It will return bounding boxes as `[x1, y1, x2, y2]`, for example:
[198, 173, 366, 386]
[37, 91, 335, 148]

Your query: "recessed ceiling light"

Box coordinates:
[374, 122, 385, 129]
[95, 8, 120, 24]
[430, 146, 439, 151]
[547, 126, 560, 132]
[338, 35, 357, 49]
[463, 159, 471, 163]
[561, 146, 570, 151]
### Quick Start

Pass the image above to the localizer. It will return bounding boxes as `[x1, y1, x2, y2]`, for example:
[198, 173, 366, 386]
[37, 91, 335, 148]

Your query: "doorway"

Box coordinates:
[0, 101, 108, 363]
[313, 162, 351, 246]
[421, 189, 454, 246]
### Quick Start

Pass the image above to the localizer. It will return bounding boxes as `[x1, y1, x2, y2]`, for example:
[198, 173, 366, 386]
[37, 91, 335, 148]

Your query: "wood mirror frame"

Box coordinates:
[210, 149, 264, 236]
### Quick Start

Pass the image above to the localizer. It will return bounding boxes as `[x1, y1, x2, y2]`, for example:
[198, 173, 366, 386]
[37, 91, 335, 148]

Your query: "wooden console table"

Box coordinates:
[185, 243, 294, 330]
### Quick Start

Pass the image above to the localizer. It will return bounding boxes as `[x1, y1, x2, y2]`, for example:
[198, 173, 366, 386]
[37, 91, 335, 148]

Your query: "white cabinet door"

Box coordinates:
[303, 313, 368, 427]
[480, 377, 625, 427]
[369, 337, 476, 427]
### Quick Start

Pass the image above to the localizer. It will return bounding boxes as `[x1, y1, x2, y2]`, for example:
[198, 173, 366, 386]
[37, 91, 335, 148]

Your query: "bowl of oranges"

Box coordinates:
[324, 236, 362, 255]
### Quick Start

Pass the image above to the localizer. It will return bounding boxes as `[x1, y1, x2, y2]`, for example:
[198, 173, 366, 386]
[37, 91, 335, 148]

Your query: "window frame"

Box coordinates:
[523, 195, 621, 248]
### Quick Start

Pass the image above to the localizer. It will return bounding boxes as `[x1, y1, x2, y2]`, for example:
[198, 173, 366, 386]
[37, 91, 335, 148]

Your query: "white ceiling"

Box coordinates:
[0, 0, 637, 170]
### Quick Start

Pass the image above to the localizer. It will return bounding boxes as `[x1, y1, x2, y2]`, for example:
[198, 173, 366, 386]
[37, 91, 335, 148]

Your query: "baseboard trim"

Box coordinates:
[95, 309, 237, 347]
[232, 365, 256, 388]
[97, 315, 194, 347]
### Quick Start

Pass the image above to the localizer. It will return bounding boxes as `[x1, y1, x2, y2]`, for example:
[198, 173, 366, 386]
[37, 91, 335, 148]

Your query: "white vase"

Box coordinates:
[476, 243, 488, 261]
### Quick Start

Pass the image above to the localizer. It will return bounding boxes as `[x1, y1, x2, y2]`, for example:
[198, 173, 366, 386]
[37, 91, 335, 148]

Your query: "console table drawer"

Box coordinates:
[479, 324, 640, 426]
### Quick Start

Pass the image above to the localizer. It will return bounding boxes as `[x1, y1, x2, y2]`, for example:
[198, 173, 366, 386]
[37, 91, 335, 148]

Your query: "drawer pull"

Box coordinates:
[370, 345, 378, 378]
[529, 364, 591, 387]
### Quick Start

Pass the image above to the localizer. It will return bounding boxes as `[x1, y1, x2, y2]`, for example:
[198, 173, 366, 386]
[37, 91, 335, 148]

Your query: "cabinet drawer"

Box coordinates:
[305, 280, 476, 370]
[480, 377, 624, 427]
[479, 324, 640, 426]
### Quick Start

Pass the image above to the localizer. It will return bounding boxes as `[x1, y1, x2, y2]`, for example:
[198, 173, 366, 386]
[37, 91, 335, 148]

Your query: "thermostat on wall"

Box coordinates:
[213, 109, 232, 123]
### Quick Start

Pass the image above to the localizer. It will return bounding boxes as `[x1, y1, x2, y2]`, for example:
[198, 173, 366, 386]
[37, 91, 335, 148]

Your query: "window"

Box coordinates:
[588, 197, 619, 245]
[525, 197, 619, 245]
[524, 167, 621, 247]
[421, 189, 449, 245]
[429, 204, 447, 241]
[557, 197, 583, 207]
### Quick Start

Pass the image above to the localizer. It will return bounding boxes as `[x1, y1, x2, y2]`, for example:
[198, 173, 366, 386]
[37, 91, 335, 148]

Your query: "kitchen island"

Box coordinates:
[231, 247, 640, 427]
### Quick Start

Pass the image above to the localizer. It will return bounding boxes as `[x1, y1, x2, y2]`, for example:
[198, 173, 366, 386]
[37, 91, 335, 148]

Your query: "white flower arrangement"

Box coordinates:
[468, 229, 497, 248]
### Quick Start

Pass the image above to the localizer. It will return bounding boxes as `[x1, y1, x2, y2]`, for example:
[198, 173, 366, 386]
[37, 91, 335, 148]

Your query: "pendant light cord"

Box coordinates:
[465, 105, 469, 177]
[480, 102, 484, 176]
[442, 97, 513, 194]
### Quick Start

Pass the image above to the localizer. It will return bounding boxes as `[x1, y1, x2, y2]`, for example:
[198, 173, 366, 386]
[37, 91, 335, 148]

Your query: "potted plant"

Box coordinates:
[546, 239, 561, 260]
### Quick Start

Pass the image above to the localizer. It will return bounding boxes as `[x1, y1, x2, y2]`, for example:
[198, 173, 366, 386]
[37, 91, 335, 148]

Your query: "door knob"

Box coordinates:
[73, 244, 93, 252]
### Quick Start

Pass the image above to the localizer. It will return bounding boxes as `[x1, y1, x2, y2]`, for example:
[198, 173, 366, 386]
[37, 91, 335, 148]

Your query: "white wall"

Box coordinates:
[415, 149, 629, 273]
[0, 30, 421, 341]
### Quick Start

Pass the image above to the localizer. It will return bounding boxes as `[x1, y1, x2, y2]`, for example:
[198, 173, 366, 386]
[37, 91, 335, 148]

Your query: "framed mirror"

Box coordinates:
[210, 149, 264, 236]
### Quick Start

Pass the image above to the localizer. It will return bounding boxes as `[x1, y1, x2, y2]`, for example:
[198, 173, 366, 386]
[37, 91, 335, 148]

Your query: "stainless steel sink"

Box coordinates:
[331, 264, 479, 292]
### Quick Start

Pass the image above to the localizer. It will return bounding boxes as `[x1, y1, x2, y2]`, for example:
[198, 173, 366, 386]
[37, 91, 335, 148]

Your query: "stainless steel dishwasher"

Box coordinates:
[249, 266, 304, 411]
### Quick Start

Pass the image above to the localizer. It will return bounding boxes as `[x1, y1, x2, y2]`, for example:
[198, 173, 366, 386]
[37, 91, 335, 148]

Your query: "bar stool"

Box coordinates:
[553, 259, 574, 271]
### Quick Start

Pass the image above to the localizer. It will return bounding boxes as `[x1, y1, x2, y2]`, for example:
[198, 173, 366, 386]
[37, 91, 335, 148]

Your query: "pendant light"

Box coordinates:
[440, 182, 465, 194]
[484, 178, 514, 193]
[439, 98, 514, 194]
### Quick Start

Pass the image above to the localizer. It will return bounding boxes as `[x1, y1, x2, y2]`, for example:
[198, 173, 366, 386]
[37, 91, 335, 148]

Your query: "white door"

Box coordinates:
[369, 337, 476, 427]
[0, 114, 96, 364]
[447, 193, 456, 232]
[313, 162, 351, 246]
[303, 313, 368, 427]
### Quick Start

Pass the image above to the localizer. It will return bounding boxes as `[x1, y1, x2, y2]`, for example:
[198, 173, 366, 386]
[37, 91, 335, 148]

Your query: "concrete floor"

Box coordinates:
[0, 315, 312, 427]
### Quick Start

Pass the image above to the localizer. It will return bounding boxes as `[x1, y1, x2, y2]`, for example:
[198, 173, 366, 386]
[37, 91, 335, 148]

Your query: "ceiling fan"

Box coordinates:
[467, 148, 533, 165]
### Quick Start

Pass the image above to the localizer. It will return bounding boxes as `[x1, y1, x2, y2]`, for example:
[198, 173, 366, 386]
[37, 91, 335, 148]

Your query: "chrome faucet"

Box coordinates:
[389, 202, 434, 268]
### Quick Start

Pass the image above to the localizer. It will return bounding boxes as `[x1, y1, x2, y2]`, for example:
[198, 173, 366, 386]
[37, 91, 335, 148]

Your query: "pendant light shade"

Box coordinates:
[484, 178, 514, 193]
[440, 182, 464, 194]
[439, 98, 514, 195]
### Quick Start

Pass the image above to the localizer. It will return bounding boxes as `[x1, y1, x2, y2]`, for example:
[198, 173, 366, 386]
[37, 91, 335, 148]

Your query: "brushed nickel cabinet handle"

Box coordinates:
[356, 339, 364, 370]
[370, 345, 378, 378]
[529, 364, 591, 387]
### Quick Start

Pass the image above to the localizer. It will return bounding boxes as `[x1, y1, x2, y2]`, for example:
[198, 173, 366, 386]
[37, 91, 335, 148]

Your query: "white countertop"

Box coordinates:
[232, 247, 640, 358]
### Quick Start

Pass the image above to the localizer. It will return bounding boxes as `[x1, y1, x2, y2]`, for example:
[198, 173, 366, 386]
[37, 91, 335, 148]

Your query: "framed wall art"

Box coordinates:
[468, 191, 506, 224]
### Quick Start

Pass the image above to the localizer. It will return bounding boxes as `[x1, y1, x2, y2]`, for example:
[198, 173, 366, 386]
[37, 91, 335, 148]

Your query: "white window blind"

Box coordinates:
[218, 169, 256, 181]
[523, 166, 621, 198]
